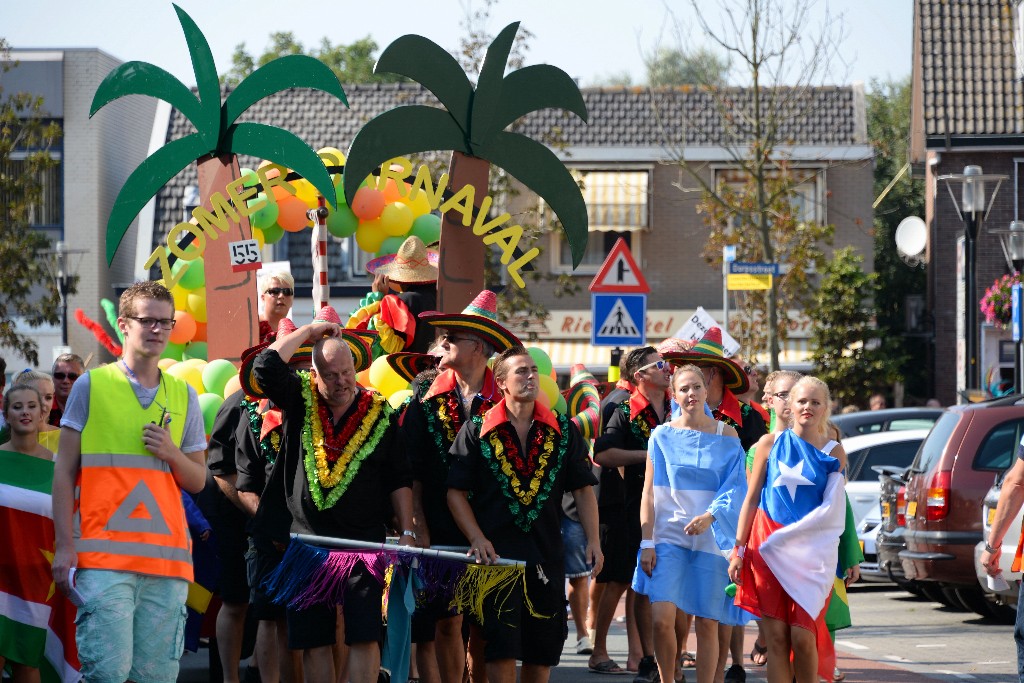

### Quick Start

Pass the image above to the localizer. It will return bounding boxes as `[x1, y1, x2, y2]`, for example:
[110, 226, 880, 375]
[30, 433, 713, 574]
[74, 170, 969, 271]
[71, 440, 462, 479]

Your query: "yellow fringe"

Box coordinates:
[450, 565, 550, 625]
[382, 564, 394, 622]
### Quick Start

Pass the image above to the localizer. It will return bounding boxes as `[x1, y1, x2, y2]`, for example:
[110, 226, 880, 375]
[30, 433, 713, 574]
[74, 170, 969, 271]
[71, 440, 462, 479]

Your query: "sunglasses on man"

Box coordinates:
[265, 287, 294, 297]
[638, 359, 669, 373]
[53, 372, 80, 381]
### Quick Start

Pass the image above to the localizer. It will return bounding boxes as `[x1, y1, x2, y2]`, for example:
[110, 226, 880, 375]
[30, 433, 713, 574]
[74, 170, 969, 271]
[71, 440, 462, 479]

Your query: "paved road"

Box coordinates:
[178, 582, 1020, 682]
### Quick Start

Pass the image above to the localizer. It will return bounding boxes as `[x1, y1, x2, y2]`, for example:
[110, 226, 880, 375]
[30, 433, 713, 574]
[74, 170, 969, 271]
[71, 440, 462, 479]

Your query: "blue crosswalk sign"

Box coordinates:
[592, 293, 646, 346]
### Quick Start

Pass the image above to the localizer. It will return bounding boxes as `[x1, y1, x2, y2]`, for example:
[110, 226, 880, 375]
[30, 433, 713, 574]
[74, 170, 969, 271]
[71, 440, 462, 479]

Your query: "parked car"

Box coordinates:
[844, 430, 930, 527]
[860, 465, 908, 583]
[972, 470, 1024, 622]
[900, 395, 1024, 617]
[831, 407, 943, 440]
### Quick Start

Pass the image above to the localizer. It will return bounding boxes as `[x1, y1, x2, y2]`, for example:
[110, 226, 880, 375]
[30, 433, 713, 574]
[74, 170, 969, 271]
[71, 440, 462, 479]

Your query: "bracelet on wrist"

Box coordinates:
[732, 544, 746, 559]
[639, 539, 656, 550]
[985, 542, 999, 554]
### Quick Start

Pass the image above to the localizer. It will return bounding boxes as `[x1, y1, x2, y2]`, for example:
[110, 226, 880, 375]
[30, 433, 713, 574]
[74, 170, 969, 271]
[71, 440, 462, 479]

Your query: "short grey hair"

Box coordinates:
[312, 337, 351, 374]
[52, 353, 85, 373]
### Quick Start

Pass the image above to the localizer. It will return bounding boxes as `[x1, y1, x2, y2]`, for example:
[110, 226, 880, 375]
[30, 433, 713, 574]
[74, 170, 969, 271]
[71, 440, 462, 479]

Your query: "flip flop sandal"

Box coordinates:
[679, 652, 696, 668]
[588, 660, 628, 675]
[749, 641, 768, 667]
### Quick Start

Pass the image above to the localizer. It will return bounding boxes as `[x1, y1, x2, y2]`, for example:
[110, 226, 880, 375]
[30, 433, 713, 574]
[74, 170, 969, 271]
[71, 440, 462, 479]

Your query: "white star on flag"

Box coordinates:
[772, 459, 814, 502]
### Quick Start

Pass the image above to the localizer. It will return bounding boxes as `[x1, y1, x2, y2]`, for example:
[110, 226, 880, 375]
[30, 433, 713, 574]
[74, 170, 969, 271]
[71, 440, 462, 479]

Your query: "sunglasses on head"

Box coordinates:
[265, 287, 294, 297]
[638, 359, 668, 373]
[53, 372, 79, 381]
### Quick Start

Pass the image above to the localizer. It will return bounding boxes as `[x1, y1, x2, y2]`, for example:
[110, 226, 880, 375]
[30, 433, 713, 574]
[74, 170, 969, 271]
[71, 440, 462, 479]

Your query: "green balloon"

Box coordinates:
[250, 193, 279, 230]
[527, 346, 553, 377]
[202, 358, 237, 397]
[172, 257, 205, 291]
[334, 182, 348, 207]
[198, 393, 225, 434]
[260, 222, 285, 244]
[410, 213, 442, 245]
[377, 236, 406, 257]
[554, 394, 567, 414]
[327, 205, 359, 238]
[183, 341, 208, 361]
[161, 341, 185, 361]
[240, 168, 258, 188]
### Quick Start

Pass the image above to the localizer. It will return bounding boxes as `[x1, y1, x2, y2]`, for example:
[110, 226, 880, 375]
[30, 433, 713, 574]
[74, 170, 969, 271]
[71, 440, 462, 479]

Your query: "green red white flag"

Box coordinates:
[0, 450, 81, 682]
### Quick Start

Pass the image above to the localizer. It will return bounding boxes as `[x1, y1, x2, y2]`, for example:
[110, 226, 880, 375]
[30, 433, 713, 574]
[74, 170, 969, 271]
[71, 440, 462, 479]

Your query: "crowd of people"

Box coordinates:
[0, 254, 865, 683]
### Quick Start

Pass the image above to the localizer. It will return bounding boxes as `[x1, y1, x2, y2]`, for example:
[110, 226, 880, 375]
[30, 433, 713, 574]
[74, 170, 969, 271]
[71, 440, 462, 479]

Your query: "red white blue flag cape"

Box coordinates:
[755, 429, 846, 620]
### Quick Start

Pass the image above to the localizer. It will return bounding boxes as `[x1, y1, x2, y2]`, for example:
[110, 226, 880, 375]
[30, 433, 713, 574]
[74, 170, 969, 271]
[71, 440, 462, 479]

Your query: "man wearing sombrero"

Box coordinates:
[661, 327, 767, 683]
[398, 290, 517, 683]
[363, 235, 439, 354]
[247, 306, 415, 683]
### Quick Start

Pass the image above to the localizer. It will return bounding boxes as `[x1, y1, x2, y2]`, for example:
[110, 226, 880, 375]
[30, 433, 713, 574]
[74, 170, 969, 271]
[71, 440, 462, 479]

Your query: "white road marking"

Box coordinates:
[915, 643, 947, 648]
[835, 640, 868, 650]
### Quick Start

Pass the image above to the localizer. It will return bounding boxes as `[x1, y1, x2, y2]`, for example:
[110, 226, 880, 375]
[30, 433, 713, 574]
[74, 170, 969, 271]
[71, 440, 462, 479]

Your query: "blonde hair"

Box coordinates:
[261, 271, 295, 294]
[671, 364, 705, 388]
[790, 376, 832, 434]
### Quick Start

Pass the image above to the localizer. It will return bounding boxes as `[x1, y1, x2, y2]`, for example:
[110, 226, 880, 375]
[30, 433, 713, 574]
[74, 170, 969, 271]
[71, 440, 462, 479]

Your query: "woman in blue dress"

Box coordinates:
[633, 365, 749, 683]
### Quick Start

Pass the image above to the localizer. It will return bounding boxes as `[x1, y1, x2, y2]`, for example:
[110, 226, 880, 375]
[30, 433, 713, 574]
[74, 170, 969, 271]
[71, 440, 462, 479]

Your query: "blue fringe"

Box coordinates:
[262, 540, 330, 605]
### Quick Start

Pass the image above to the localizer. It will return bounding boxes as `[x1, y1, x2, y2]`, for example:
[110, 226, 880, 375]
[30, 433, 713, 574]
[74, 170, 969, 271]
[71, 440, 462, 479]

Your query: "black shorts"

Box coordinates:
[596, 521, 640, 585]
[286, 562, 383, 649]
[411, 594, 459, 644]
[479, 561, 567, 666]
[246, 538, 286, 621]
[212, 502, 250, 604]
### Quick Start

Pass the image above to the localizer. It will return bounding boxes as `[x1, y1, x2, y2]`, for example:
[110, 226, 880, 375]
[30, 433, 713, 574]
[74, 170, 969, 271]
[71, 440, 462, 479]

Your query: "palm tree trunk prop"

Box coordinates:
[438, 152, 489, 311]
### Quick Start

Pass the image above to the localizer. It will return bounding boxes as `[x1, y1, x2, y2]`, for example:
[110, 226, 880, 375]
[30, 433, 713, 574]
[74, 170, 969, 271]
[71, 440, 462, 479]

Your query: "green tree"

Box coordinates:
[0, 39, 65, 364]
[93, 4, 346, 263]
[808, 247, 903, 406]
[868, 76, 927, 400]
[221, 34, 403, 86]
[645, 46, 730, 87]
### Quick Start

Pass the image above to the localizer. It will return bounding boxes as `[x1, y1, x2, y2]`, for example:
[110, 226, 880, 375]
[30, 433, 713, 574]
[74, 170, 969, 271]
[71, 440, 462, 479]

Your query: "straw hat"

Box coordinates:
[418, 290, 521, 352]
[365, 236, 439, 284]
[660, 327, 749, 393]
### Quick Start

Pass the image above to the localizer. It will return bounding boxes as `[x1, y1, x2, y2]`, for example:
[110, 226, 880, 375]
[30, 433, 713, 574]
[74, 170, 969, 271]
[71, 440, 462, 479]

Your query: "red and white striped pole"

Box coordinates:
[309, 196, 330, 314]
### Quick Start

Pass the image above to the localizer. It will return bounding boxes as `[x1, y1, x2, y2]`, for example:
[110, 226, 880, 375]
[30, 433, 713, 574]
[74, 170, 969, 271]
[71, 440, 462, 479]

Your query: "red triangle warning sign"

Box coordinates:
[589, 238, 649, 293]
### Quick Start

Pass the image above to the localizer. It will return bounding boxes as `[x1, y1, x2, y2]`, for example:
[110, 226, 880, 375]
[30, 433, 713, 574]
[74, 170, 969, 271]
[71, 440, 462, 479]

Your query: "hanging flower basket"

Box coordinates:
[980, 273, 1023, 328]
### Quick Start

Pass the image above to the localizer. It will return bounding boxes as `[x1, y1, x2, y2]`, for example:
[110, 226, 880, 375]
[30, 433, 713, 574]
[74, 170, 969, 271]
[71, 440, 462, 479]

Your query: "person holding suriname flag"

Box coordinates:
[0, 384, 81, 682]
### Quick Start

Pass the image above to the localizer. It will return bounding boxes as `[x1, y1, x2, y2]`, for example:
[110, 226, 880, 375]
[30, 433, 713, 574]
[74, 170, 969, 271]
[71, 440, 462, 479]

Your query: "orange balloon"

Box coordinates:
[381, 178, 406, 204]
[351, 187, 386, 221]
[170, 310, 197, 345]
[356, 368, 371, 387]
[257, 160, 282, 180]
[193, 321, 208, 342]
[277, 196, 311, 232]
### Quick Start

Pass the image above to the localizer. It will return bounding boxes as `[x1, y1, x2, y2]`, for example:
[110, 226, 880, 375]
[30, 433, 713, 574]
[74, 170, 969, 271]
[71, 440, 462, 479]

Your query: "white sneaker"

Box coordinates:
[576, 636, 594, 655]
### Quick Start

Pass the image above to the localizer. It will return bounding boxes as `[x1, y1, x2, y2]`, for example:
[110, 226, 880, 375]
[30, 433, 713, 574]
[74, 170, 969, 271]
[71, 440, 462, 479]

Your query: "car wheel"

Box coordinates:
[919, 583, 960, 609]
[894, 578, 922, 596]
[983, 599, 1019, 625]
[939, 586, 972, 611]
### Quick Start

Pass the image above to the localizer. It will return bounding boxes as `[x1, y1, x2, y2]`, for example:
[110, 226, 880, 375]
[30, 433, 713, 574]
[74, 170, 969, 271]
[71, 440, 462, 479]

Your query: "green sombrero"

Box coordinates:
[418, 290, 521, 352]
[660, 327, 749, 394]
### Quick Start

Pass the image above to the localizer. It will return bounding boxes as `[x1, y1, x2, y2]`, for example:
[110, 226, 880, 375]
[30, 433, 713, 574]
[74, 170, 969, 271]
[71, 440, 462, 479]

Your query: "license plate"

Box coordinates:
[907, 501, 918, 517]
[882, 501, 891, 518]
[988, 507, 997, 526]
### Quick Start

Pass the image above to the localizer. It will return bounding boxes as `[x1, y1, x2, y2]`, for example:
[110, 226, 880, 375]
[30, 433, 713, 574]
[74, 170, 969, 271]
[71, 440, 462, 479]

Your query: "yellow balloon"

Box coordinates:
[252, 228, 266, 250]
[388, 389, 414, 409]
[355, 219, 387, 253]
[170, 284, 188, 311]
[222, 374, 242, 399]
[368, 355, 408, 398]
[187, 287, 207, 323]
[158, 358, 178, 371]
[406, 189, 432, 217]
[166, 362, 205, 394]
[380, 202, 415, 237]
[538, 374, 560, 408]
[318, 147, 346, 187]
[292, 178, 319, 208]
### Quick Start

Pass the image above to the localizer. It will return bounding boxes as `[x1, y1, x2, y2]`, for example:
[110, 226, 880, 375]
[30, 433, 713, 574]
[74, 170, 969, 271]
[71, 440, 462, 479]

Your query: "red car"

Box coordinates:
[900, 395, 1024, 616]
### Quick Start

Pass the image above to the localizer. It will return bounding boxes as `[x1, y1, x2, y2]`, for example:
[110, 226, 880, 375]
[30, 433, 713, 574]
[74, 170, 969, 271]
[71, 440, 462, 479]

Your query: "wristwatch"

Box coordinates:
[984, 541, 999, 554]
[401, 530, 417, 540]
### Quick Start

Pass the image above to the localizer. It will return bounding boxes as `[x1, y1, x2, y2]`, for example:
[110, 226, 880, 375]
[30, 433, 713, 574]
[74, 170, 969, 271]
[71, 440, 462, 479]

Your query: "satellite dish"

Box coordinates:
[895, 217, 928, 257]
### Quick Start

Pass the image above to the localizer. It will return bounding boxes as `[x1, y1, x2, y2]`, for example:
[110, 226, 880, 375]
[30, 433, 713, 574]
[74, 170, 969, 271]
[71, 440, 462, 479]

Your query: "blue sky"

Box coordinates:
[6, 0, 912, 88]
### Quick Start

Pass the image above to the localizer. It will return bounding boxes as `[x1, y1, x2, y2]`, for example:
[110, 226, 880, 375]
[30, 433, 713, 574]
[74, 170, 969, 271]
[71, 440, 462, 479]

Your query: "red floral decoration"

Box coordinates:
[981, 273, 1023, 328]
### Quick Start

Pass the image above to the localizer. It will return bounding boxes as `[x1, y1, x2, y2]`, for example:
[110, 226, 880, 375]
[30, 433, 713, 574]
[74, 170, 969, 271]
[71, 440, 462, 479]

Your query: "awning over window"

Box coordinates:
[578, 170, 649, 232]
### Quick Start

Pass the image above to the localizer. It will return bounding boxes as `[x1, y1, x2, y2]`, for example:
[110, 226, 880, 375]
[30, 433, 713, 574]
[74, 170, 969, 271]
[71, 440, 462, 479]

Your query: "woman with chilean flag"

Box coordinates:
[728, 376, 848, 683]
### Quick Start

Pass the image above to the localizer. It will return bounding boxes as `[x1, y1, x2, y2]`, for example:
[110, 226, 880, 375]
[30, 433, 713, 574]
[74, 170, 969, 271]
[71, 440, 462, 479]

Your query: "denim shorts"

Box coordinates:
[74, 569, 188, 683]
[561, 514, 593, 578]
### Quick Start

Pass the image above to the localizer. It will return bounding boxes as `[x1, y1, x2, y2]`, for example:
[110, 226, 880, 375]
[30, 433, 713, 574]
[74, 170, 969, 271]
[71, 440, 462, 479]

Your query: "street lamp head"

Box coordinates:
[962, 165, 985, 214]
[992, 220, 1024, 273]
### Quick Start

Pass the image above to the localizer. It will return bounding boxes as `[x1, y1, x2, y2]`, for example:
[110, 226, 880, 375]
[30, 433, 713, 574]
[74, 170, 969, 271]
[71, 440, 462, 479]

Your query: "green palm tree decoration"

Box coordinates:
[91, 3, 347, 264]
[343, 21, 590, 274]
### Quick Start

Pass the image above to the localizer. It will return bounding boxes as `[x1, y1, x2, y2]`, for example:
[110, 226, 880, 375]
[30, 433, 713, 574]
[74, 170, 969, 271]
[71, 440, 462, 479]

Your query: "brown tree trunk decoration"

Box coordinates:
[197, 154, 259, 362]
[436, 151, 490, 313]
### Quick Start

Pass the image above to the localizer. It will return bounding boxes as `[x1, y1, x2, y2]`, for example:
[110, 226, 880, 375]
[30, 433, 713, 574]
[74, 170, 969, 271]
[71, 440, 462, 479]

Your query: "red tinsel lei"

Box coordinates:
[316, 390, 373, 463]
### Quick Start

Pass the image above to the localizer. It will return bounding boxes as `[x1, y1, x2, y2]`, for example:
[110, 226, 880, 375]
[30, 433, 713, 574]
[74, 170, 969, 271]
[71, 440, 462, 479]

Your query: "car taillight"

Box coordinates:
[896, 485, 906, 526]
[926, 471, 951, 521]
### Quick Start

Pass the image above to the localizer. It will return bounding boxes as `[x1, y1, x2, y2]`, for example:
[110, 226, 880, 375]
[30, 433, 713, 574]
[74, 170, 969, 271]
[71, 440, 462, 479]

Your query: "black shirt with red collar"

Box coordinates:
[713, 388, 768, 452]
[400, 367, 501, 546]
[448, 399, 597, 565]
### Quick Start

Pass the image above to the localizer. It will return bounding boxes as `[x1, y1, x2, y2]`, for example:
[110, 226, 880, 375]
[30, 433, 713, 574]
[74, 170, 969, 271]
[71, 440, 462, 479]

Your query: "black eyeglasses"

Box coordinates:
[265, 287, 294, 297]
[638, 359, 668, 373]
[126, 316, 176, 330]
[53, 372, 79, 381]
[772, 391, 790, 400]
[439, 332, 479, 346]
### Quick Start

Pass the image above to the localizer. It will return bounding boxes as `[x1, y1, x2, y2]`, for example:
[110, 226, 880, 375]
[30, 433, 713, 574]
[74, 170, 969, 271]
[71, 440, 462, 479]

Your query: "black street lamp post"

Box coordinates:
[41, 241, 86, 348]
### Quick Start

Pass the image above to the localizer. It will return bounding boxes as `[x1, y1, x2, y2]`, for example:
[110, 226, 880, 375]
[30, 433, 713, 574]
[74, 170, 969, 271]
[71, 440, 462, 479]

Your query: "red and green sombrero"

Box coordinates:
[565, 363, 601, 440]
[660, 327, 749, 394]
[386, 352, 441, 383]
[418, 290, 521, 352]
[239, 306, 375, 399]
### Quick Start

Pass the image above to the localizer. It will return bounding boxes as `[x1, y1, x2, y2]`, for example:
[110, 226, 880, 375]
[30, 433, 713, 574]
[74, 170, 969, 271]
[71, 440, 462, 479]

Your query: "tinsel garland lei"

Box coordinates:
[474, 412, 569, 531]
[621, 400, 659, 445]
[424, 391, 493, 468]
[242, 398, 280, 465]
[299, 371, 392, 510]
